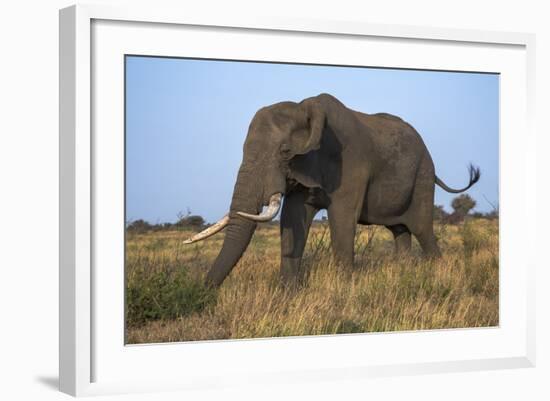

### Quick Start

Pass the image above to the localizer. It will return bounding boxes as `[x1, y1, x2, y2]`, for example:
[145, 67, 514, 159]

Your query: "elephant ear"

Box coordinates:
[288, 99, 325, 155]
[286, 99, 341, 192]
[288, 151, 324, 190]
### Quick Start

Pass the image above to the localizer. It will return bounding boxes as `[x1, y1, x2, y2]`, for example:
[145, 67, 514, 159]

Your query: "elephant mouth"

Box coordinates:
[182, 192, 282, 244]
[236, 192, 283, 222]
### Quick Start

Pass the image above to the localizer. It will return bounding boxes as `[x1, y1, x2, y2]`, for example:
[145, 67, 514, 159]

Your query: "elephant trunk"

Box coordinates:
[205, 165, 262, 287]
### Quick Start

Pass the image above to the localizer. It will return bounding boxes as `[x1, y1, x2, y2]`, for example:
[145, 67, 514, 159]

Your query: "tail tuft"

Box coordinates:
[467, 163, 481, 186]
[435, 164, 481, 194]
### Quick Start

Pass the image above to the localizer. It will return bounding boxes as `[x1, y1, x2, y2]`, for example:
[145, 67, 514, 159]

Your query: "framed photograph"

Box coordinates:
[59, 4, 536, 396]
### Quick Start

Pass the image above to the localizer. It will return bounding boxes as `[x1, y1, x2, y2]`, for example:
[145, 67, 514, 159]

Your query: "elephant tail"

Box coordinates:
[435, 164, 481, 194]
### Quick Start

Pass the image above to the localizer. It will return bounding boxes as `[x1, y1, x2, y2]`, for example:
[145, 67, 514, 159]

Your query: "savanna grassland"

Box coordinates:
[125, 219, 498, 344]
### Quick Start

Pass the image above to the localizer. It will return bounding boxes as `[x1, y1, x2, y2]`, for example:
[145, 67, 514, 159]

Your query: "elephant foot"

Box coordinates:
[331, 253, 355, 271]
[279, 257, 308, 289]
[279, 269, 307, 291]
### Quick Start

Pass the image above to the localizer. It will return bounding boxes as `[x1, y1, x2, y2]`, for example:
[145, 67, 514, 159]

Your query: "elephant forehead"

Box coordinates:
[255, 103, 303, 128]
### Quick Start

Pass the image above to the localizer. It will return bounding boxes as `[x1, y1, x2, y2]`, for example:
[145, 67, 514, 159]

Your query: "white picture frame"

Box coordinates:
[59, 3, 536, 397]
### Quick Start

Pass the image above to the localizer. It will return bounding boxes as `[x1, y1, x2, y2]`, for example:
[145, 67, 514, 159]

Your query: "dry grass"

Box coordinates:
[125, 219, 499, 344]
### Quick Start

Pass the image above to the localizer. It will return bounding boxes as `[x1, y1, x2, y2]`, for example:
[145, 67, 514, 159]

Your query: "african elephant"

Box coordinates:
[184, 93, 480, 287]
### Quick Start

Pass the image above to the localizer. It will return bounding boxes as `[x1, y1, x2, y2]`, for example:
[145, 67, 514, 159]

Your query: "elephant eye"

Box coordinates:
[280, 143, 292, 158]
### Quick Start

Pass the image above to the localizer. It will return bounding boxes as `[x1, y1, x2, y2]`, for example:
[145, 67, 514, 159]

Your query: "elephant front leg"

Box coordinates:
[280, 191, 318, 287]
[327, 204, 357, 268]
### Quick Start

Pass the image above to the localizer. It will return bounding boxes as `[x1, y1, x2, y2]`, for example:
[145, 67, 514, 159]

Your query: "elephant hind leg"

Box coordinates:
[388, 224, 411, 255]
[405, 154, 441, 258]
[413, 226, 441, 258]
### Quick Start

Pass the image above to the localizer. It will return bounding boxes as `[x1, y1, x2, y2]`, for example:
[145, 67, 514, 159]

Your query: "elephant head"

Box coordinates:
[184, 96, 334, 286]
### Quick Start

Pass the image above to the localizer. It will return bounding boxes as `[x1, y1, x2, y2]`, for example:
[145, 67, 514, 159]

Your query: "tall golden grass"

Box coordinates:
[125, 219, 498, 344]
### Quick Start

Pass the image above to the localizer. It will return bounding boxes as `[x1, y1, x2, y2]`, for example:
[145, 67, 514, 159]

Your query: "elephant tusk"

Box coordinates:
[182, 214, 230, 244]
[237, 193, 282, 222]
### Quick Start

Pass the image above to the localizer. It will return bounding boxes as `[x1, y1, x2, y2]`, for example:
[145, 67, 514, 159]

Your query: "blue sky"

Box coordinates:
[126, 56, 499, 224]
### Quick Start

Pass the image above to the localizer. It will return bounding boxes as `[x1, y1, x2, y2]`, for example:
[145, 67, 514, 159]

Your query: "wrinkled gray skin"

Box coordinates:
[205, 93, 480, 287]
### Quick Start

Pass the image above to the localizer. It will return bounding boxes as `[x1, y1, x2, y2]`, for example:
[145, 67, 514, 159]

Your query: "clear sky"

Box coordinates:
[126, 56, 499, 224]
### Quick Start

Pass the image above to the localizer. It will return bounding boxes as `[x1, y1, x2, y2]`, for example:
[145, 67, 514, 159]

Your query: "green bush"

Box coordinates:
[126, 267, 216, 327]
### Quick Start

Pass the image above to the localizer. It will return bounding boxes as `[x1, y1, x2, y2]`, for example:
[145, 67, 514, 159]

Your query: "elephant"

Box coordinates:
[184, 93, 480, 287]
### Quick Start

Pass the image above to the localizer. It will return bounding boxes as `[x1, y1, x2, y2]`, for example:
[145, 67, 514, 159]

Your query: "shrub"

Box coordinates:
[443, 212, 463, 225]
[175, 214, 206, 229]
[126, 267, 217, 327]
[451, 194, 476, 215]
[433, 204, 449, 221]
[443, 194, 478, 224]
[126, 219, 153, 233]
